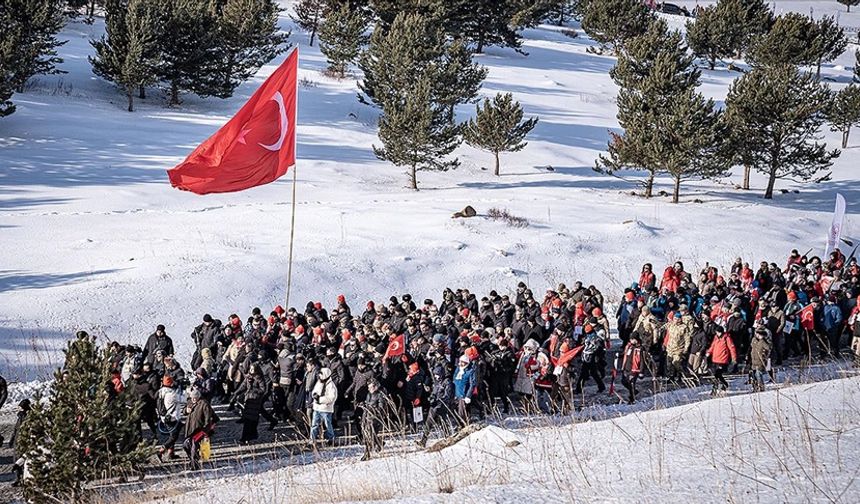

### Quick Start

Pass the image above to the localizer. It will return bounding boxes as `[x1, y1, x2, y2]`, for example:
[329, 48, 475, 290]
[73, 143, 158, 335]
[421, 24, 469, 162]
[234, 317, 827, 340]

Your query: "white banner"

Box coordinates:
[825, 194, 846, 257]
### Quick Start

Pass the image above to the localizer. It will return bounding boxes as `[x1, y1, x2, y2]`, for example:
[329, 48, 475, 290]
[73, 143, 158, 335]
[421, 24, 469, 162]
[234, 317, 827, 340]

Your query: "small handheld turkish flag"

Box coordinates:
[383, 334, 405, 361]
[167, 49, 298, 194]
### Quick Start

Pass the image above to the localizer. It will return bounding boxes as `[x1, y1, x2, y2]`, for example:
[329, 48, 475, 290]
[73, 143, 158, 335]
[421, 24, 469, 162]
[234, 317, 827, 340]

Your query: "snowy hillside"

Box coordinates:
[145, 375, 860, 503]
[1, 0, 860, 383]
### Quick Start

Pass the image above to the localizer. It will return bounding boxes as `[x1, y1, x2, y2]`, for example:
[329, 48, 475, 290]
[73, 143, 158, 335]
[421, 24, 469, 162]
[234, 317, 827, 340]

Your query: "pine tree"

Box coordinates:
[158, 0, 220, 106]
[724, 65, 840, 199]
[1, 0, 67, 93]
[209, 0, 290, 98]
[19, 332, 150, 502]
[90, 0, 160, 112]
[0, 7, 19, 117]
[685, 4, 731, 70]
[597, 20, 725, 202]
[366, 13, 465, 189]
[358, 12, 486, 110]
[839, 0, 860, 13]
[373, 76, 460, 190]
[827, 84, 860, 148]
[292, 0, 329, 46]
[463, 92, 538, 176]
[747, 12, 817, 68]
[65, 0, 102, 23]
[579, 0, 652, 54]
[809, 16, 846, 79]
[716, 0, 772, 59]
[444, 0, 523, 54]
[319, 3, 367, 77]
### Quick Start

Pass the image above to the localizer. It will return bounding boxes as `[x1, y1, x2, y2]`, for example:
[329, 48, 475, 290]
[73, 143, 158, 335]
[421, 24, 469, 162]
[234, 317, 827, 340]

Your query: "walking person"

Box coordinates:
[182, 389, 219, 471]
[310, 367, 338, 445]
[706, 326, 737, 395]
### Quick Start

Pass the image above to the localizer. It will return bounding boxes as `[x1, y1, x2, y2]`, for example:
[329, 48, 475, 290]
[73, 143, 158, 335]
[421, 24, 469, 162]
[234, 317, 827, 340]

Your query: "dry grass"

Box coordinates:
[487, 207, 529, 228]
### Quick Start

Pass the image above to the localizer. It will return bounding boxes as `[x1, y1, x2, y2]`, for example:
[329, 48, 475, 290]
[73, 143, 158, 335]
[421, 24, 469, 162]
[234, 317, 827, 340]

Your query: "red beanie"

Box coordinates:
[337, 294, 345, 304]
[367, 300, 375, 309]
[314, 302, 322, 311]
[274, 305, 285, 315]
[625, 292, 635, 302]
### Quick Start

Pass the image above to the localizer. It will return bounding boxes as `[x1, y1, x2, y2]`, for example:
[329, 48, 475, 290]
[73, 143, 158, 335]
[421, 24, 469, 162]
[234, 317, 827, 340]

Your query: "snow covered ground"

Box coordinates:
[141, 373, 860, 503]
[1, 0, 859, 387]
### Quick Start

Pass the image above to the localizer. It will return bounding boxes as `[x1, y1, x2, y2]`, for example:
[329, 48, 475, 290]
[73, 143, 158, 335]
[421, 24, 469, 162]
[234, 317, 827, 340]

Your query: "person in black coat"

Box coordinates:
[142, 325, 174, 365]
[130, 366, 159, 441]
[191, 314, 221, 370]
[487, 339, 516, 413]
[233, 365, 266, 443]
[418, 363, 455, 447]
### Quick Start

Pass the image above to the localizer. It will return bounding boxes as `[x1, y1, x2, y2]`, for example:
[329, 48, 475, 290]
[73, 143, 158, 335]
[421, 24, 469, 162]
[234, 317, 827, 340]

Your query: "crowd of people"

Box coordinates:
[4, 247, 860, 473]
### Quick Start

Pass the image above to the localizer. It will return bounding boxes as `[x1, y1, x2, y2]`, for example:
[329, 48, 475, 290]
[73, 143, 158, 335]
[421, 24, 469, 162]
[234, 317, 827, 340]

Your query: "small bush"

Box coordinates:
[299, 76, 318, 88]
[487, 207, 529, 228]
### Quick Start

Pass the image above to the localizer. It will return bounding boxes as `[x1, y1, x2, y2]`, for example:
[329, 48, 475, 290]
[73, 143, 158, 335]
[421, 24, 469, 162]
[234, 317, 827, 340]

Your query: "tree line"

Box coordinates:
[0, 0, 289, 114]
[584, 0, 860, 201]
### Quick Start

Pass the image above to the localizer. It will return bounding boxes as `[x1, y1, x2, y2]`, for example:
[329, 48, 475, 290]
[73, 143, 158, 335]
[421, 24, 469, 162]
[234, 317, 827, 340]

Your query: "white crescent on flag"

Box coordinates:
[259, 91, 288, 152]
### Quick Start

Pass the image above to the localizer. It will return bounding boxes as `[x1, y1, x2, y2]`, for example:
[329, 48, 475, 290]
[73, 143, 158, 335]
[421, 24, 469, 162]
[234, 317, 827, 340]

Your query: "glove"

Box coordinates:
[464, 397, 471, 404]
[312, 392, 320, 401]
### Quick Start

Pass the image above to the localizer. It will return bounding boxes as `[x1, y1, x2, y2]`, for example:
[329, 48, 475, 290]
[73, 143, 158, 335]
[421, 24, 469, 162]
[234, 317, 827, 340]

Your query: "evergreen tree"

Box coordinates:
[319, 3, 367, 77]
[90, 0, 160, 112]
[373, 76, 460, 190]
[724, 65, 839, 199]
[292, 0, 330, 46]
[463, 92, 538, 176]
[358, 12, 486, 110]
[0, 8, 19, 117]
[209, 0, 289, 98]
[446, 0, 524, 54]
[827, 84, 860, 148]
[365, 13, 467, 189]
[158, 0, 220, 106]
[0, 0, 67, 93]
[685, 4, 731, 70]
[810, 16, 846, 79]
[747, 12, 816, 67]
[716, 0, 772, 59]
[597, 20, 725, 202]
[839, 0, 860, 13]
[18, 332, 150, 502]
[579, 0, 652, 54]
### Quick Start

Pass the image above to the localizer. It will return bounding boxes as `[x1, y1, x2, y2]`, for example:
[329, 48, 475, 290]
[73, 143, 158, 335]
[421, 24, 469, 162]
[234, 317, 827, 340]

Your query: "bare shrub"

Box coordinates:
[487, 207, 529, 228]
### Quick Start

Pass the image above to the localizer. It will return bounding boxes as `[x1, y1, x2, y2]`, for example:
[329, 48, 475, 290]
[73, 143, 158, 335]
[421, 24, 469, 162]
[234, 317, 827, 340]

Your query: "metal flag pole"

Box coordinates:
[285, 48, 299, 309]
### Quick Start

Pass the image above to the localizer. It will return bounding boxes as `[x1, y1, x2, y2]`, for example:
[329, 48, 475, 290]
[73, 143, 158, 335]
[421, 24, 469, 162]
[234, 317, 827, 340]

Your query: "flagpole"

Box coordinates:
[285, 48, 299, 310]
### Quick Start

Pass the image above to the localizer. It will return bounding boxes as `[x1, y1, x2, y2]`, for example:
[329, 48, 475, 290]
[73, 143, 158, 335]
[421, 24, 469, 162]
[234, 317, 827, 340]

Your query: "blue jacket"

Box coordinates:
[824, 304, 843, 331]
[453, 364, 476, 399]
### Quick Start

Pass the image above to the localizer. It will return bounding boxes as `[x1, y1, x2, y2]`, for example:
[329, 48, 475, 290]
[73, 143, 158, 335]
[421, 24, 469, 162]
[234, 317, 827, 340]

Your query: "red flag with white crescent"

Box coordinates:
[383, 334, 405, 361]
[167, 49, 298, 194]
[800, 304, 815, 331]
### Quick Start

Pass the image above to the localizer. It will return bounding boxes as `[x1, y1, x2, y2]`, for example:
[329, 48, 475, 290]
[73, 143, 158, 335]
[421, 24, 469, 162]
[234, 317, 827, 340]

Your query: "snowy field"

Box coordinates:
[140, 374, 860, 503]
[1, 0, 859, 386]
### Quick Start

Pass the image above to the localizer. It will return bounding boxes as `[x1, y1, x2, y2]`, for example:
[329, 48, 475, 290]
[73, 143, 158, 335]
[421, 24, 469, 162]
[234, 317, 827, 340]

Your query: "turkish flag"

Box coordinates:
[383, 334, 405, 361]
[167, 49, 298, 194]
[800, 304, 816, 331]
[553, 345, 583, 368]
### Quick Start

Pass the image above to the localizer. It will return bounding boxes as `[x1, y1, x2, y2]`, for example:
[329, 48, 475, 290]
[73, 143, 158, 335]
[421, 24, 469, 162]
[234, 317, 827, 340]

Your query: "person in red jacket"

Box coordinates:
[705, 325, 737, 395]
[620, 334, 644, 404]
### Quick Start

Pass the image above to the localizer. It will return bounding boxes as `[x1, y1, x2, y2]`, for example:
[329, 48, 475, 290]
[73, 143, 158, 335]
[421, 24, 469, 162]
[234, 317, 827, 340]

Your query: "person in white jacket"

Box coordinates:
[156, 375, 186, 461]
[310, 367, 338, 443]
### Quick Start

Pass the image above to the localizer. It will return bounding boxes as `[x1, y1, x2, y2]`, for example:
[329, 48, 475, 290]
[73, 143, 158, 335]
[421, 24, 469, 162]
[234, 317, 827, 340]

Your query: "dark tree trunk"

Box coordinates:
[170, 81, 180, 106]
[127, 90, 134, 112]
[764, 168, 777, 199]
[139, 85, 146, 99]
[743, 164, 751, 190]
[644, 172, 654, 198]
[843, 126, 850, 149]
[672, 176, 681, 204]
[494, 151, 500, 176]
[409, 165, 418, 190]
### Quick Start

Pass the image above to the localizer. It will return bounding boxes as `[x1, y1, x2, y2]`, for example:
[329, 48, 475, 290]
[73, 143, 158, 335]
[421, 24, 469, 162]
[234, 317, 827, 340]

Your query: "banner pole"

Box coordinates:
[286, 48, 299, 309]
[286, 164, 297, 308]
